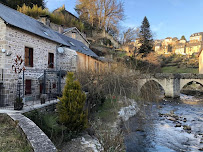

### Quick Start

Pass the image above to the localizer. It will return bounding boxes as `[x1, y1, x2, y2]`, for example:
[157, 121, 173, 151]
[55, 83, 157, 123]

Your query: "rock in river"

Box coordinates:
[183, 125, 191, 130]
[175, 123, 181, 127]
[167, 116, 176, 121]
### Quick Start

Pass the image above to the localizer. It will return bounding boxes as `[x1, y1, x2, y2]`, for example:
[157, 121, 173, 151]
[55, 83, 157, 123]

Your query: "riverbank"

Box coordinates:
[59, 97, 139, 152]
[124, 94, 203, 152]
[90, 97, 139, 152]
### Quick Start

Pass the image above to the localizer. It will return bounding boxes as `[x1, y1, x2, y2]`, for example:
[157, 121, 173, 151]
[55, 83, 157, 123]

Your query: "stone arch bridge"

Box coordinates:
[137, 73, 203, 98]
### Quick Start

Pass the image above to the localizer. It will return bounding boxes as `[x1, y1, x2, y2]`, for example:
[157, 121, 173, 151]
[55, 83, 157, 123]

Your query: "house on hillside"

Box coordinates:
[0, 3, 104, 107]
[63, 27, 90, 48]
[154, 33, 203, 55]
[53, 5, 79, 21]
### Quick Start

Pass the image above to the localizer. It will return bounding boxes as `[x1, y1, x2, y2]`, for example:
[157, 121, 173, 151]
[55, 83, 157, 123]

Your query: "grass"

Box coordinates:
[91, 97, 127, 152]
[0, 114, 33, 152]
[161, 66, 198, 74]
[95, 97, 125, 123]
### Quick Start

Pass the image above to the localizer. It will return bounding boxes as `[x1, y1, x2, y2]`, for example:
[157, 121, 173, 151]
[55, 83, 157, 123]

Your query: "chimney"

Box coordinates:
[39, 15, 50, 27]
[59, 25, 64, 34]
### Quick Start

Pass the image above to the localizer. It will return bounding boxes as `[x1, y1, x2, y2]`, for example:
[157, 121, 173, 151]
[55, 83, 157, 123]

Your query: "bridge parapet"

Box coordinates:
[136, 73, 181, 79]
[178, 73, 203, 79]
[135, 73, 203, 79]
[136, 73, 203, 99]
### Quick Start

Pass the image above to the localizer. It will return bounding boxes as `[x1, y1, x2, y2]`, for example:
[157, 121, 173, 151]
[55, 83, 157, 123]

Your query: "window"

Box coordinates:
[72, 32, 76, 39]
[25, 47, 33, 67]
[69, 41, 75, 46]
[40, 83, 43, 94]
[48, 53, 54, 68]
[83, 46, 88, 51]
[25, 79, 31, 95]
[53, 83, 56, 88]
[43, 31, 49, 36]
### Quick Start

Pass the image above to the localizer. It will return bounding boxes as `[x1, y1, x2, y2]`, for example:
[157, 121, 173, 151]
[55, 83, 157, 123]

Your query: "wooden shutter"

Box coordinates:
[25, 47, 33, 67]
[25, 80, 31, 95]
[25, 47, 29, 66]
[29, 48, 33, 67]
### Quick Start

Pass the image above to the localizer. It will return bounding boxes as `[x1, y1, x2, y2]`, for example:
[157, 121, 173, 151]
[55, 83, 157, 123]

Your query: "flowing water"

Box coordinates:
[124, 94, 203, 152]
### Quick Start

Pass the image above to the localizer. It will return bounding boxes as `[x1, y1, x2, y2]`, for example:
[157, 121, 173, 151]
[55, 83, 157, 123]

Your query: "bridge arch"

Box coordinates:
[180, 79, 203, 91]
[139, 79, 166, 96]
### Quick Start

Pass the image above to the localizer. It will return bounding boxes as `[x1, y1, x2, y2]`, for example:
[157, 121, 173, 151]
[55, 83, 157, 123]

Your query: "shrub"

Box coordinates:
[24, 110, 63, 143]
[57, 72, 88, 133]
[17, 4, 85, 32]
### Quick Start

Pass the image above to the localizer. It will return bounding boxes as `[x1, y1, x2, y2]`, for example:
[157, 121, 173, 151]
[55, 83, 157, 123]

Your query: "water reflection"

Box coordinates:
[124, 94, 203, 152]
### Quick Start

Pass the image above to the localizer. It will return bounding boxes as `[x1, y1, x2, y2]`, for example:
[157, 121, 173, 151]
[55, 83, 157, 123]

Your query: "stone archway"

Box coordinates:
[180, 80, 203, 96]
[139, 79, 166, 100]
[180, 79, 203, 91]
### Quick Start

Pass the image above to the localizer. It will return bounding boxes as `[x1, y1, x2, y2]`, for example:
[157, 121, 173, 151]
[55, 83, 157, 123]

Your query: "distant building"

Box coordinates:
[63, 27, 90, 48]
[154, 32, 203, 55]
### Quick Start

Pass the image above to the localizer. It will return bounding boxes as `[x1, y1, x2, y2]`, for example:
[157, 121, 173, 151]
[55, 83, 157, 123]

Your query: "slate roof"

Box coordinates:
[0, 3, 69, 46]
[190, 32, 203, 37]
[57, 33, 98, 58]
[63, 27, 76, 33]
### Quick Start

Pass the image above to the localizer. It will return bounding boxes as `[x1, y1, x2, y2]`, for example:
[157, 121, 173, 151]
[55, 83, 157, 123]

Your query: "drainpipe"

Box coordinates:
[56, 45, 58, 70]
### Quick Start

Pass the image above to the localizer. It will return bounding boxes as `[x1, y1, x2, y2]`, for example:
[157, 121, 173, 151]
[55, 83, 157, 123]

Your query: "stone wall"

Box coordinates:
[87, 29, 120, 48]
[8, 113, 57, 152]
[57, 47, 77, 72]
[0, 24, 77, 105]
[0, 18, 6, 69]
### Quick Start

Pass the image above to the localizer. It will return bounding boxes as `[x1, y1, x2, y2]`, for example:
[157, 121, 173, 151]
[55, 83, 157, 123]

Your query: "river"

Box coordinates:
[124, 94, 203, 152]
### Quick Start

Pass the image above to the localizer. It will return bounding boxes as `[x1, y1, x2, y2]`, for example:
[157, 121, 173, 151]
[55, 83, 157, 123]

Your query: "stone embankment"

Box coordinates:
[8, 113, 57, 152]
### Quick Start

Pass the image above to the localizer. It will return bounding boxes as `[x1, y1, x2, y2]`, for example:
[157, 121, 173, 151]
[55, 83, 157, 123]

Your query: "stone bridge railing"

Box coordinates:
[136, 73, 203, 98]
[136, 73, 203, 79]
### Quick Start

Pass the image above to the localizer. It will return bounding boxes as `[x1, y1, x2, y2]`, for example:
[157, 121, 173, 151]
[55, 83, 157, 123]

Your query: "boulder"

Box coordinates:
[183, 125, 191, 130]
[175, 123, 181, 127]
[167, 117, 176, 121]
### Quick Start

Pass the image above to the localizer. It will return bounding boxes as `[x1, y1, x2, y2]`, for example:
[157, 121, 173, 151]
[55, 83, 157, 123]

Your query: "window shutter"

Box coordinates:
[25, 47, 29, 66]
[51, 53, 54, 68]
[29, 48, 33, 67]
[48, 53, 50, 67]
[25, 80, 31, 95]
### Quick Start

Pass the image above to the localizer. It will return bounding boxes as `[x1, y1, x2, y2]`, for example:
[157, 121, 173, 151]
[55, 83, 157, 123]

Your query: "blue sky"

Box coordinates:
[46, 0, 203, 40]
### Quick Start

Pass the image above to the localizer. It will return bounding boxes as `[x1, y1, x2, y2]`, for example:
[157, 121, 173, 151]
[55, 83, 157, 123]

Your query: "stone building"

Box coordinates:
[155, 32, 203, 55]
[63, 27, 90, 48]
[0, 4, 103, 106]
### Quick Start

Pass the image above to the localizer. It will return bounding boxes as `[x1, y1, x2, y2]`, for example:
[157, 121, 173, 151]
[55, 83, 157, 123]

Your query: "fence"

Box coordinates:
[0, 69, 66, 109]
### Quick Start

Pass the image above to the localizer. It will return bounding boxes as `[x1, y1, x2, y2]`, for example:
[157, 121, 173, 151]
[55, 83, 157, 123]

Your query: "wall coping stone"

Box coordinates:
[7, 113, 57, 152]
[0, 100, 60, 152]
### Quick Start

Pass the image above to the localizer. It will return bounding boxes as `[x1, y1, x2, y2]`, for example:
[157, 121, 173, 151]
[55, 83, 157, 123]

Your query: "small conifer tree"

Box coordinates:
[57, 72, 88, 133]
[181, 35, 187, 41]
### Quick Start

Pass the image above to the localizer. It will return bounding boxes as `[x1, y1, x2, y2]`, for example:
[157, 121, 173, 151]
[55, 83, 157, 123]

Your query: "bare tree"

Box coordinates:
[75, 0, 124, 33]
[121, 27, 139, 45]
